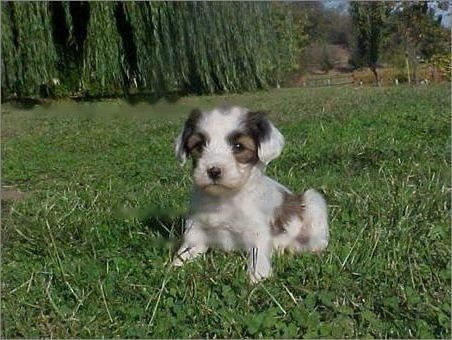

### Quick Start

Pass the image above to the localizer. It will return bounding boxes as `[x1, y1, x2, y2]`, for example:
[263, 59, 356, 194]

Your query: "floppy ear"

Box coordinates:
[175, 109, 202, 165]
[175, 132, 186, 165]
[259, 121, 285, 165]
[245, 111, 285, 165]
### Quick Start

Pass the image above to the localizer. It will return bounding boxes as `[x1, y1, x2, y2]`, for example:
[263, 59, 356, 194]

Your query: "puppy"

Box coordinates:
[172, 107, 329, 282]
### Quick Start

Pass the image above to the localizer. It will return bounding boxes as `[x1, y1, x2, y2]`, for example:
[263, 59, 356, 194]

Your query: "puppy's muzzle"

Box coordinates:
[207, 166, 222, 180]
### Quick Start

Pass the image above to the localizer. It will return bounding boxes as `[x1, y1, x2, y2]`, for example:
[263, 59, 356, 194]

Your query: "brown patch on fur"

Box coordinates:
[271, 191, 310, 244]
[296, 232, 310, 244]
[186, 132, 207, 159]
[242, 111, 272, 146]
[181, 108, 203, 157]
[228, 132, 258, 164]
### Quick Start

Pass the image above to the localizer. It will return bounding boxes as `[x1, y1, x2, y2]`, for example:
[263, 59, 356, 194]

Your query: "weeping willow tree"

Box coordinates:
[123, 2, 171, 92]
[1, 1, 59, 97]
[81, 2, 125, 97]
[1, 2, 16, 96]
[48, 2, 85, 95]
[123, 2, 298, 94]
[1, 1, 300, 98]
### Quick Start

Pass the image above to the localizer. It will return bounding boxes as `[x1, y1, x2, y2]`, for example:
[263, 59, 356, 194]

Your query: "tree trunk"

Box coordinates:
[370, 65, 380, 86]
[412, 57, 419, 84]
[405, 56, 411, 85]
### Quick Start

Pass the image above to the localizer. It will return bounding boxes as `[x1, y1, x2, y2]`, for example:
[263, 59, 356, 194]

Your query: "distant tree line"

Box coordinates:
[1, 1, 300, 99]
[350, 1, 450, 85]
[292, 1, 450, 84]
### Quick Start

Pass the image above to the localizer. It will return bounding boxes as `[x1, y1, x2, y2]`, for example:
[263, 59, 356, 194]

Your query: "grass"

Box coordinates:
[1, 84, 450, 338]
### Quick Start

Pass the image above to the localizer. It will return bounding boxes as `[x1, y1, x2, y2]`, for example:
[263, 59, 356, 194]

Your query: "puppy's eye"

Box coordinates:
[233, 143, 245, 152]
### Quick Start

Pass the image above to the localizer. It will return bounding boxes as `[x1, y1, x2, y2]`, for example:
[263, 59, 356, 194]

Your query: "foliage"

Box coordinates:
[429, 53, 452, 81]
[319, 44, 335, 72]
[1, 2, 17, 95]
[123, 2, 182, 93]
[352, 65, 437, 85]
[1, 2, 300, 98]
[1, 2, 59, 97]
[349, 2, 386, 85]
[390, 2, 450, 60]
[47, 2, 84, 96]
[81, 2, 125, 97]
[269, 3, 307, 83]
[294, 2, 351, 47]
[2, 84, 450, 338]
[293, 2, 351, 75]
[382, 2, 451, 83]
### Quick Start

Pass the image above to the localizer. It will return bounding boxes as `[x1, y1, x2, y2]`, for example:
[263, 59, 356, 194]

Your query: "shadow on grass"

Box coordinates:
[143, 208, 187, 252]
[116, 205, 186, 250]
[2, 90, 185, 109]
[125, 91, 184, 105]
[142, 210, 186, 238]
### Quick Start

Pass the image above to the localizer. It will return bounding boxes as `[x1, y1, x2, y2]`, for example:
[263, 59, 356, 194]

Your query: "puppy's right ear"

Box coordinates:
[175, 109, 202, 165]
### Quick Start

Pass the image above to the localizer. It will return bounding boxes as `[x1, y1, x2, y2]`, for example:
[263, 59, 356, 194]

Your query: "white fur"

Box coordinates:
[257, 123, 285, 165]
[172, 107, 329, 282]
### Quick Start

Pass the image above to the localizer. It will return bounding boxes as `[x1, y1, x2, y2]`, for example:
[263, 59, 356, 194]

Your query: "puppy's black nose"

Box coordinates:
[207, 166, 222, 180]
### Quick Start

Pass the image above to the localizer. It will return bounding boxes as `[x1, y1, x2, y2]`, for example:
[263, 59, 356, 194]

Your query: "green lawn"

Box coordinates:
[2, 84, 450, 338]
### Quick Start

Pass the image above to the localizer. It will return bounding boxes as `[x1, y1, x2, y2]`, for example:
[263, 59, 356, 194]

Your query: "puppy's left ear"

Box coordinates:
[175, 109, 202, 165]
[175, 133, 186, 165]
[245, 111, 285, 165]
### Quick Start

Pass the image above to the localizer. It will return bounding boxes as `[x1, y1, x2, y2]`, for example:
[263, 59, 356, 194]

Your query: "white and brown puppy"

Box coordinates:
[173, 106, 329, 282]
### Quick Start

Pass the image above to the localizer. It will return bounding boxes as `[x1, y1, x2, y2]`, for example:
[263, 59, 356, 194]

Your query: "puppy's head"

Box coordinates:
[175, 107, 284, 196]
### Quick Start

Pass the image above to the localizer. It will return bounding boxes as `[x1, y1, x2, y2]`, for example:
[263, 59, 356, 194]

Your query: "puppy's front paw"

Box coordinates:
[172, 244, 207, 267]
[248, 248, 272, 283]
[307, 236, 329, 254]
[171, 258, 185, 267]
[249, 270, 272, 284]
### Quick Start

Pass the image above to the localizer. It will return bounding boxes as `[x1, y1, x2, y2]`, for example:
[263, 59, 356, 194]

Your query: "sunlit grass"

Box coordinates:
[1, 84, 450, 338]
